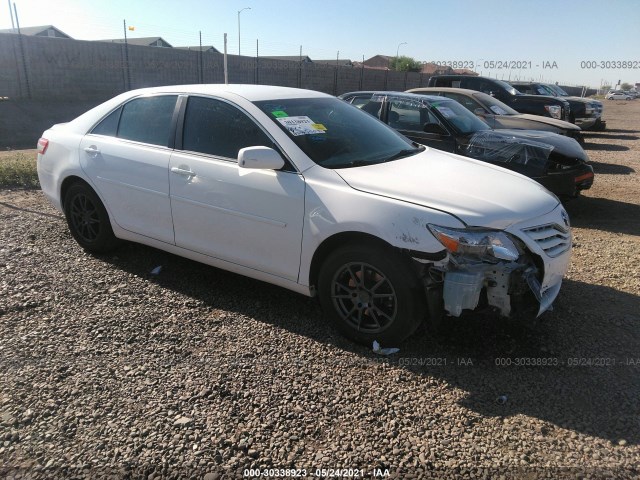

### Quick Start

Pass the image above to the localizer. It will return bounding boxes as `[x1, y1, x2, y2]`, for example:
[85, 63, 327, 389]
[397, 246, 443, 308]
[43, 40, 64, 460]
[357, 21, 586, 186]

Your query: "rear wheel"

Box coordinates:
[63, 182, 120, 253]
[318, 244, 426, 345]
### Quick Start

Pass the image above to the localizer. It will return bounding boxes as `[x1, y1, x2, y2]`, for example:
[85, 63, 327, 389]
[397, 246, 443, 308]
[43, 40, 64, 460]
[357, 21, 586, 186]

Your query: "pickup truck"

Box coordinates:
[427, 75, 572, 124]
[510, 82, 603, 130]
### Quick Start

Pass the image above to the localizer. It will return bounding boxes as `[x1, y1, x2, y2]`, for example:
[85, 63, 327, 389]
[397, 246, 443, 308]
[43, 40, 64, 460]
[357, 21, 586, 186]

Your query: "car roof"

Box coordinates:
[342, 90, 446, 103]
[64, 84, 333, 135]
[375, 91, 448, 103]
[407, 87, 481, 96]
[121, 84, 331, 102]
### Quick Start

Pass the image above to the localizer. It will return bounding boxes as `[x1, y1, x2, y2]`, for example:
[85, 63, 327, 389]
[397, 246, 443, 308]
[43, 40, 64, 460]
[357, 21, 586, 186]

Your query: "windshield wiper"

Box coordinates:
[384, 146, 425, 162]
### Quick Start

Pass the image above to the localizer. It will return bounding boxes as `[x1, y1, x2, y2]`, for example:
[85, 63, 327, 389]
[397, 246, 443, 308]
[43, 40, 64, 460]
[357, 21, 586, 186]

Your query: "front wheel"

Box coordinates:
[63, 182, 120, 253]
[318, 244, 426, 345]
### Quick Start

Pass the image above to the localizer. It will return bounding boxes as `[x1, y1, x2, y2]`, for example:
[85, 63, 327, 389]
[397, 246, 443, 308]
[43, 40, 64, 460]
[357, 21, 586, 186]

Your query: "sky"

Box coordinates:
[2, 0, 639, 88]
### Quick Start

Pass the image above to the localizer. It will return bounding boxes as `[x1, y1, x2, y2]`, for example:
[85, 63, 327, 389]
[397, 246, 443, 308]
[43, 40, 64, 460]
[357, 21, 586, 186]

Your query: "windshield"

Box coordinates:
[428, 98, 491, 134]
[495, 79, 520, 96]
[538, 84, 559, 96]
[254, 97, 420, 169]
[546, 84, 569, 96]
[473, 92, 519, 115]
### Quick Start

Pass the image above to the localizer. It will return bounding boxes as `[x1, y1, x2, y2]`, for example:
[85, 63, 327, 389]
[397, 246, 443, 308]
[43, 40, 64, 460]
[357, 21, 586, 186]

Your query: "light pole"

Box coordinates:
[395, 41, 407, 69]
[238, 7, 251, 56]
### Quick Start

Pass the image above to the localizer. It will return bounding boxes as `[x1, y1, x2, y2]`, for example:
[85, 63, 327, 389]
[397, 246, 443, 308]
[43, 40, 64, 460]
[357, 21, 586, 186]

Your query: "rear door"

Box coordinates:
[79, 95, 178, 244]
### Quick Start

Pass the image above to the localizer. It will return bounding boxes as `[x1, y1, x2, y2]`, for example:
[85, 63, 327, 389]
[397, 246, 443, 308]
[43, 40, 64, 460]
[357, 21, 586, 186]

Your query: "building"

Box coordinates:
[314, 59, 354, 67]
[0, 25, 72, 39]
[98, 37, 173, 48]
[263, 55, 313, 63]
[362, 55, 393, 70]
[176, 46, 220, 53]
[452, 68, 479, 76]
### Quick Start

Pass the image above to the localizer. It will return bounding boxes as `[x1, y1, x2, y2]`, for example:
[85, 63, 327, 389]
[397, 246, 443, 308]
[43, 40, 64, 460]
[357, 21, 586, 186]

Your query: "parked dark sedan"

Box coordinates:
[339, 91, 594, 197]
[406, 87, 584, 144]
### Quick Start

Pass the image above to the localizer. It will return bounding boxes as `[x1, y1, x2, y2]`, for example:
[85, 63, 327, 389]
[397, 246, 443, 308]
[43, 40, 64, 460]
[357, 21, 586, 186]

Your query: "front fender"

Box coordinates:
[298, 167, 463, 286]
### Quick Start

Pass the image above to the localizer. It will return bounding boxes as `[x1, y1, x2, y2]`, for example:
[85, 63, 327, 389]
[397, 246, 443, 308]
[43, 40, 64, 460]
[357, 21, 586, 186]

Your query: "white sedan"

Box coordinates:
[605, 91, 632, 100]
[37, 85, 571, 344]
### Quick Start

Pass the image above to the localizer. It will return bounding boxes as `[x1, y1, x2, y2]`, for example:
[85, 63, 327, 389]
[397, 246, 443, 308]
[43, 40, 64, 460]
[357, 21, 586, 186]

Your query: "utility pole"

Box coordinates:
[395, 42, 407, 70]
[223, 33, 228, 84]
[7, 0, 15, 31]
[237, 7, 250, 56]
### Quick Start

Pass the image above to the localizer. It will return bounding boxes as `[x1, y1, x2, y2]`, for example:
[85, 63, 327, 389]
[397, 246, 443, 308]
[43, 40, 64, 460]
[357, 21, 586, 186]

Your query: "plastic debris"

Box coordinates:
[372, 340, 400, 356]
[496, 395, 508, 405]
[149, 265, 162, 275]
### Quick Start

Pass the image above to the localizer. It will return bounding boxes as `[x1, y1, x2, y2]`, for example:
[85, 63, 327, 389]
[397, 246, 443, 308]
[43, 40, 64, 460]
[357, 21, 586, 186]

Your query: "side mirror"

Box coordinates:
[423, 123, 448, 135]
[474, 108, 486, 116]
[238, 146, 285, 170]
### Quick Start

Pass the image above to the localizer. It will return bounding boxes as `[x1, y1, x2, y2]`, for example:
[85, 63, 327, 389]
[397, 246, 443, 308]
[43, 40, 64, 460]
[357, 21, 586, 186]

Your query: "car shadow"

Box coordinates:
[564, 196, 640, 236]
[95, 242, 640, 445]
[583, 143, 630, 152]
[589, 161, 636, 175]
[600, 128, 640, 134]
[581, 133, 639, 141]
[400, 279, 640, 445]
[0, 200, 64, 220]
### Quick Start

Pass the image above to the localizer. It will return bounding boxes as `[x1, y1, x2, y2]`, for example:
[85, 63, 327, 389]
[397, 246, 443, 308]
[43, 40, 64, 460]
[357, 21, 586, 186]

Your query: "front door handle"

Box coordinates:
[171, 166, 196, 177]
[83, 146, 100, 156]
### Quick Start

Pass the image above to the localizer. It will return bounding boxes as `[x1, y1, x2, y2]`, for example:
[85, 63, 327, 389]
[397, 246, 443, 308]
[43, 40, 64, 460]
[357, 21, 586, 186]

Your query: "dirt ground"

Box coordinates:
[1, 100, 639, 478]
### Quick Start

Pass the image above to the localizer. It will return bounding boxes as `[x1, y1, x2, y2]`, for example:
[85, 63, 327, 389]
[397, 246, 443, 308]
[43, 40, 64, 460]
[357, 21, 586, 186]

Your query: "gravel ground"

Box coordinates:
[1, 101, 639, 479]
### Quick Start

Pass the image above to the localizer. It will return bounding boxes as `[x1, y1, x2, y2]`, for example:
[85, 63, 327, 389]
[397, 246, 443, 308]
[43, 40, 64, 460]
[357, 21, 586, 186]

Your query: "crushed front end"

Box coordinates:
[414, 205, 572, 320]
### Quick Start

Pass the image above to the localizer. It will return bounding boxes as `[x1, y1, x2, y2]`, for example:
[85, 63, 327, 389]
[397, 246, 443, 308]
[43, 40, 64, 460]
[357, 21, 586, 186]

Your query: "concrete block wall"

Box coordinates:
[0, 33, 438, 147]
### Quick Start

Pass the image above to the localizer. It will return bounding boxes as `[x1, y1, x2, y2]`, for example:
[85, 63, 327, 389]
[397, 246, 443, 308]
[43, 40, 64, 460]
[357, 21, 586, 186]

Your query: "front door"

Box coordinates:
[169, 96, 305, 281]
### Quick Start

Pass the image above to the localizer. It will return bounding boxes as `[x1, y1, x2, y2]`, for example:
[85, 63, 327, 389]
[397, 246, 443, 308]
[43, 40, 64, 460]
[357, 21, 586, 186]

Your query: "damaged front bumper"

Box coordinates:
[415, 205, 572, 320]
[439, 259, 559, 318]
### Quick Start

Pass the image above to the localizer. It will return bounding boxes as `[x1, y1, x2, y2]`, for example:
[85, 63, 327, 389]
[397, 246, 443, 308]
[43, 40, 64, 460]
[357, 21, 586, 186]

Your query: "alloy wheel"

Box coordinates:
[330, 261, 398, 333]
[68, 193, 101, 243]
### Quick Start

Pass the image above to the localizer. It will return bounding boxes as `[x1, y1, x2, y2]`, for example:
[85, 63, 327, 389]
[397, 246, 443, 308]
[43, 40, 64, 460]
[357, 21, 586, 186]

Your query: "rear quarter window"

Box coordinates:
[90, 107, 122, 137]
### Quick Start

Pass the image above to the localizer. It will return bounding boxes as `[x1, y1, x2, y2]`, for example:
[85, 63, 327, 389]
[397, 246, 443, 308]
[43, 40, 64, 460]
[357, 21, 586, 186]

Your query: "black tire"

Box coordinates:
[318, 244, 426, 345]
[63, 182, 120, 253]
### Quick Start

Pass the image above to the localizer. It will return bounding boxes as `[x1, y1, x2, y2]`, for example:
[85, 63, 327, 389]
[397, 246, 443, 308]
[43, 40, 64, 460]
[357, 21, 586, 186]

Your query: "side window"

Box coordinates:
[182, 96, 274, 159]
[389, 100, 437, 132]
[117, 96, 177, 147]
[91, 107, 122, 137]
[359, 99, 383, 117]
[475, 80, 497, 94]
[349, 96, 374, 108]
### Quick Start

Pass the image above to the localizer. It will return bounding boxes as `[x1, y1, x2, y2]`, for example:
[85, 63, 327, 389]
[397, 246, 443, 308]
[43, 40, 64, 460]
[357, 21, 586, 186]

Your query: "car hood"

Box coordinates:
[515, 114, 581, 131]
[335, 149, 559, 229]
[495, 129, 588, 161]
[563, 95, 594, 105]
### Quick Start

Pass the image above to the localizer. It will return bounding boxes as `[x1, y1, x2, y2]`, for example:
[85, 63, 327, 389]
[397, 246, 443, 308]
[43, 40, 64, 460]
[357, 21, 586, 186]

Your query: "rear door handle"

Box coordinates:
[171, 166, 196, 177]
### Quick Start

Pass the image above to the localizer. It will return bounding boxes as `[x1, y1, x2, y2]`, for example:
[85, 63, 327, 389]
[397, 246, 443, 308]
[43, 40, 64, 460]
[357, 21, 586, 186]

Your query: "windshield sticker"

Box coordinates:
[277, 116, 326, 136]
[434, 106, 456, 118]
[489, 105, 508, 115]
[271, 110, 289, 118]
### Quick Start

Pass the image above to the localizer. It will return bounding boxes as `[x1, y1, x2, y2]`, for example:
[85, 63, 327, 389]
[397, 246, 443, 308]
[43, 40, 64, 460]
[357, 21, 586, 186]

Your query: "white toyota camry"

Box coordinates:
[37, 84, 571, 344]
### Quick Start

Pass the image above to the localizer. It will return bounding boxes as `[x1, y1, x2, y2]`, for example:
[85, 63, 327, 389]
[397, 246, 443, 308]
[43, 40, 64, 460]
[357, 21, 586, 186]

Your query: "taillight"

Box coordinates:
[575, 172, 594, 183]
[37, 138, 49, 155]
